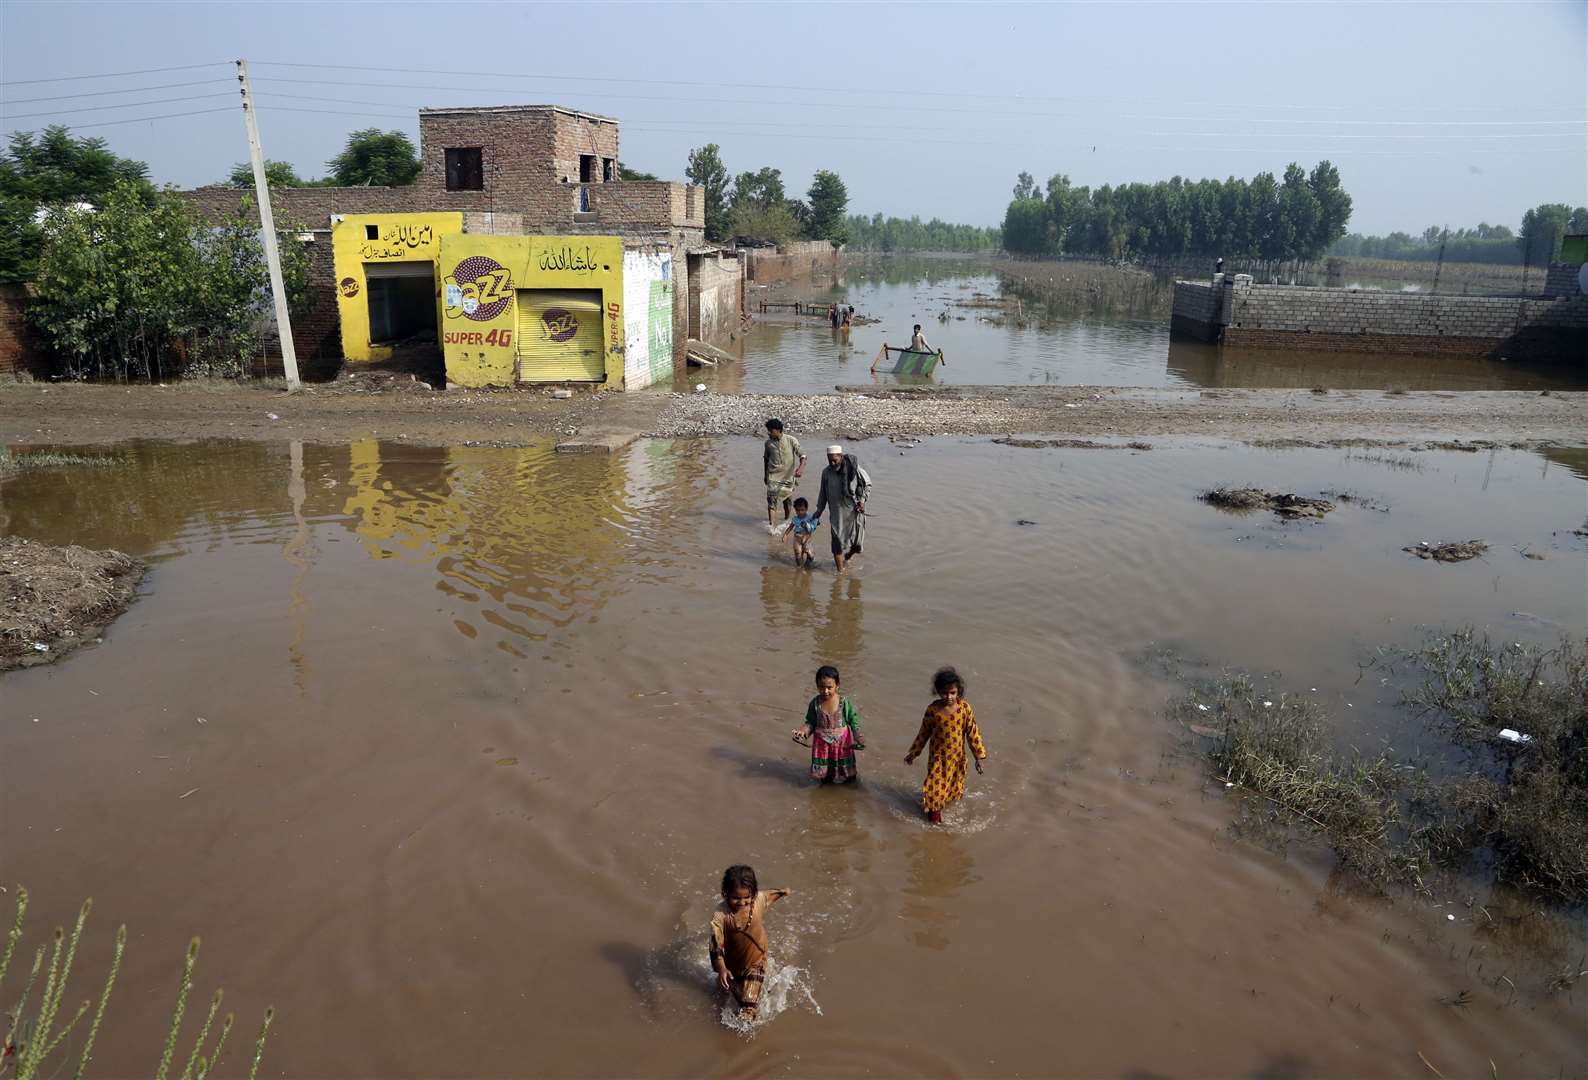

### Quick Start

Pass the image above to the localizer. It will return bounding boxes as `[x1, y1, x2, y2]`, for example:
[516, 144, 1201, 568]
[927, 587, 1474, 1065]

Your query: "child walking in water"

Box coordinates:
[791, 665, 866, 783]
[780, 496, 818, 568]
[905, 666, 988, 823]
[709, 865, 790, 1021]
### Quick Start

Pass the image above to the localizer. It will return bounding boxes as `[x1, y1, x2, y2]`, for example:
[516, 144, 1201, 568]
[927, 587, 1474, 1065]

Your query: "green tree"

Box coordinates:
[325, 129, 420, 187]
[0, 125, 152, 283]
[1001, 197, 1048, 254]
[1307, 160, 1352, 257]
[685, 144, 730, 242]
[806, 170, 849, 243]
[1519, 203, 1585, 264]
[29, 182, 309, 380]
[1012, 171, 1037, 201]
[730, 202, 800, 246]
[617, 162, 659, 181]
[730, 167, 786, 211]
[227, 159, 313, 188]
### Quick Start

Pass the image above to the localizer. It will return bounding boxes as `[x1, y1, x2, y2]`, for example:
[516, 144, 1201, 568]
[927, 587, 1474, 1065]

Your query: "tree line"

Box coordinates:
[843, 214, 1001, 253]
[684, 144, 848, 247]
[1330, 204, 1588, 266]
[1000, 162, 1353, 263]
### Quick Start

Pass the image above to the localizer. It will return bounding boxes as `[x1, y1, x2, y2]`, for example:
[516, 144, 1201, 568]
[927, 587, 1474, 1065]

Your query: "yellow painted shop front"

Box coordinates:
[331, 213, 464, 362]
[438, 236, 625, 388]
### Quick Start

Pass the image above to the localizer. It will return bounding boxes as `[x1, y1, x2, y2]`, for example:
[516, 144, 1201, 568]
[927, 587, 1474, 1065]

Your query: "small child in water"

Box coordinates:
[780, 496, 818, 567]
[709, 864, 790, 1021]
[791, 664, 865, 783]
[905, 666, 987, 823]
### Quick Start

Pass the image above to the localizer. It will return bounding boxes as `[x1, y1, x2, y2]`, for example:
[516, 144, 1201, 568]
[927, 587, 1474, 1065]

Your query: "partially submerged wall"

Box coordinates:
[745, 240, 839, 283]
[1172, 279, 1588, 360]
[687, 250, 743, 343]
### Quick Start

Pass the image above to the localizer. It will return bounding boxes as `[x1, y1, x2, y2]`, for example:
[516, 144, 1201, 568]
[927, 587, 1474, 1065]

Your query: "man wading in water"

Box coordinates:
[763, 418, 806, 534]
[813, 445, 869, 572]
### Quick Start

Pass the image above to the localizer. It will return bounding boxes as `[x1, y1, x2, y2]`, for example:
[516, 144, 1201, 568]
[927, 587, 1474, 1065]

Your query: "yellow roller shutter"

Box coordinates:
[516, 289, 605, 382]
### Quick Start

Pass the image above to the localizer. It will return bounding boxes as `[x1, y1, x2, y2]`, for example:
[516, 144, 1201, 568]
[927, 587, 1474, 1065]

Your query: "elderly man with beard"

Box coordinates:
[812, 444, 869, 572]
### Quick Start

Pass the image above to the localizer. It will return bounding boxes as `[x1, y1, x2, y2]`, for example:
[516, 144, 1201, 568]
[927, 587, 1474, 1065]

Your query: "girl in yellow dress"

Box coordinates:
[904, 667, 988, 823]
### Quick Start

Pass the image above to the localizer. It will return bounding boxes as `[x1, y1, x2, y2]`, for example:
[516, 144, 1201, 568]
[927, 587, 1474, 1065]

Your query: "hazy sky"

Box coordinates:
[2, 1, 1584, 235]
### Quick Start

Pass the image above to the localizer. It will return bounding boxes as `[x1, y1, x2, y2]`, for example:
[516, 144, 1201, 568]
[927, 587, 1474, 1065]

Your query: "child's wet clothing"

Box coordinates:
[802, 695, 864, 782]
[907, 699, 986, 812]
[709, 891, 774, 1009]
[783, 513, 818, 538]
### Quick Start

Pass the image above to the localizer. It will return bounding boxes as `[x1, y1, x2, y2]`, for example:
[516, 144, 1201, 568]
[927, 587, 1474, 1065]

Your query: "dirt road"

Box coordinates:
[2, 379, 1584, 449]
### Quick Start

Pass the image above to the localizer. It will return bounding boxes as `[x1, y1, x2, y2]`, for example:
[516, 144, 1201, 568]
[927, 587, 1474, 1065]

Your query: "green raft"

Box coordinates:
[872, 345, 945, 375]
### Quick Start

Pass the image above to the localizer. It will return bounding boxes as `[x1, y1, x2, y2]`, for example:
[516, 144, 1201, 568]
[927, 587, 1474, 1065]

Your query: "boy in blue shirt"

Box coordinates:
[780, 497, 819, 568]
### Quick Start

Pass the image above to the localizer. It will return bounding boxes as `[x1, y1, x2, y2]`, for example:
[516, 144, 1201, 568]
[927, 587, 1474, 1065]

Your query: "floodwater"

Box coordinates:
[685, 260, 1586, 395]
[3, 437, 1586, 1078]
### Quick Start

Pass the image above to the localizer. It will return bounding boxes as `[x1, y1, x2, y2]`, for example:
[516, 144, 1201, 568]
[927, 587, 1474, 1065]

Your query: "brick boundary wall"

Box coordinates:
[1544, 261, 1584, 299]
[0, 284, 44, 377]
[1173, 279, 1588, 361]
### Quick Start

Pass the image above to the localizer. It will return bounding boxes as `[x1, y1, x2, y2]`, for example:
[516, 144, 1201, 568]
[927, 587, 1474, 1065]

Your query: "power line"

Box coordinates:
[0, 79, 234, 105]
[63, 107, 237, 131]
[249, 59, 1588, 117]
[0, 62, 231, 86]
[1, 92, 238, 121]
[247, 77, 1575, 135]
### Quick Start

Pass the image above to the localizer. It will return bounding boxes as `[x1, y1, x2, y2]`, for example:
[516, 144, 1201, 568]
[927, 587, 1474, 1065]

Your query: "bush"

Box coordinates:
[28, 182, 309, 381]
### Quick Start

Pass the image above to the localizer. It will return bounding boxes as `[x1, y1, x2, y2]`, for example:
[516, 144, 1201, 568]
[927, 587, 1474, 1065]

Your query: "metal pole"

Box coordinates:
[236, 59, 300, 389]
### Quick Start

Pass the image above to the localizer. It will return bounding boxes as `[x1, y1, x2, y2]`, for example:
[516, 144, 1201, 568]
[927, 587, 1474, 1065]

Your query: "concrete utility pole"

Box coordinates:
[236, 59, 300, 389]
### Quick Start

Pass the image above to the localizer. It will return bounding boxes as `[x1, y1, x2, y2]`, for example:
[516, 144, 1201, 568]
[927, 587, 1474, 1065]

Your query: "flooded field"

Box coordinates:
[690, 260, 1586, 395]
[3, 437, 1586, 1078]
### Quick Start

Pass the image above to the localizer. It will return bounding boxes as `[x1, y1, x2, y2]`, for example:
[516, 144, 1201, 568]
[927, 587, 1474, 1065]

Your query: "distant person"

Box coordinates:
[909, 323, 933, 352]
[709, 865, 791, 1023]
[829, 303, 840, 329]
[904, 666, 988, 824]
[790, 664, 866, 783]
[841, 306, 852, 329]
[763, 418, 806, 534]
[780, 496, 819, 568]
[812, 444, 869, 572]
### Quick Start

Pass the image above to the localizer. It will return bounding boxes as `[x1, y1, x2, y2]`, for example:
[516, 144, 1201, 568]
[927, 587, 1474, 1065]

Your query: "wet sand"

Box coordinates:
[2, 438, 1585, 1077]
[3, 380, 1585, 449]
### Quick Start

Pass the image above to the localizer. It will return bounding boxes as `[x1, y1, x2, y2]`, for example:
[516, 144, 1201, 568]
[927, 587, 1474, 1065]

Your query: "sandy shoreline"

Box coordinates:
[2, 379, 1584, 450]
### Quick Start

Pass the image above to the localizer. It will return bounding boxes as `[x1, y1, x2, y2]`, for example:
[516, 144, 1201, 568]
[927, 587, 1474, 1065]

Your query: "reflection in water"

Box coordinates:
[900, 830, 979, 951]
[285, 439, 312, 692]
[1165, 338, 1582, 392]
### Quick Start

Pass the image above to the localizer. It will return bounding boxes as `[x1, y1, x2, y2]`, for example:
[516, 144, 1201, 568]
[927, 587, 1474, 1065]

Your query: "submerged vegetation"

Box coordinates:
[1175, 630, 1588, 905]
[1, 887, 273, 1078]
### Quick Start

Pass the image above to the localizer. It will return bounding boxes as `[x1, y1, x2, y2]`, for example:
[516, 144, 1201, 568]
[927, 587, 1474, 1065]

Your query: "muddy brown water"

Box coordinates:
[693, 264, 1587, 395]
[3, 438, 1586, 1078]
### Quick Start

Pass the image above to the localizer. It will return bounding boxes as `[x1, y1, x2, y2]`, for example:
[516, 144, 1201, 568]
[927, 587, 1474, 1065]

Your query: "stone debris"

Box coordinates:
[1201, 488, 1336, 518]
[1405, 540, 1489, 562]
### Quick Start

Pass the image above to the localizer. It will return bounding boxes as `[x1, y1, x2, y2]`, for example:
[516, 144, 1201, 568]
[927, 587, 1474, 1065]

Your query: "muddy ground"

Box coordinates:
[0, 535, 144, 671]
[1, 379, 1584, 450]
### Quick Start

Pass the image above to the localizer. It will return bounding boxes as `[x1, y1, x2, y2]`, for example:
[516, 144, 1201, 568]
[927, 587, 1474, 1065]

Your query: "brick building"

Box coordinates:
[183, 104, 722, 385]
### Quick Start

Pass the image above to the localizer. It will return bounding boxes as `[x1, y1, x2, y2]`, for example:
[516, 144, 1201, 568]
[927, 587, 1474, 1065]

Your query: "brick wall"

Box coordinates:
[746, 241, 840, 283]
[1227, 285, 1588, 340]
[687, 251, 743, 343]
[1170, 280, 1221, 341]
[0, 284, 45, 377]
[417, 108, 619, 205]
[1544, 261, 1584, 299]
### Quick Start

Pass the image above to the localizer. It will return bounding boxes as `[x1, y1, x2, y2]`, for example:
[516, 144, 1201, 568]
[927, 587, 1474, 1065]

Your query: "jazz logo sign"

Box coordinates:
[444, 255, 513, 323]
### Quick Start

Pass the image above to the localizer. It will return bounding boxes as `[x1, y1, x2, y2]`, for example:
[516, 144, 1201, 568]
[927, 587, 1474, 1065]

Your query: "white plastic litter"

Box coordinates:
[1497, 728, 1533, 744]
[1196, 704, 1209, 712]
[1447, 914, 1456, 921]
[267, 412, 280, 420]
[31, 642, 48, 652]
[694, 383, 707, 393]
[551, 389, 573, 399]
[1262, 700, 1273, 708]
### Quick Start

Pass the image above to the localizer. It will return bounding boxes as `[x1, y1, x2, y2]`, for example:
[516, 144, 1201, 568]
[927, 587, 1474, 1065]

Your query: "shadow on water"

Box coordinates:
[1165, 338, 1584, 392]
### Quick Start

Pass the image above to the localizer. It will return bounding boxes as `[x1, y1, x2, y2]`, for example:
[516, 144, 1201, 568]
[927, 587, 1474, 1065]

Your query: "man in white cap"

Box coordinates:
[813, 444, 868, 572]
